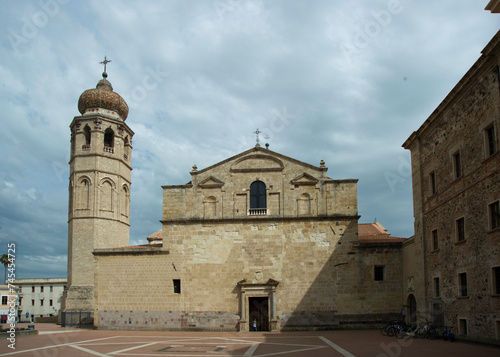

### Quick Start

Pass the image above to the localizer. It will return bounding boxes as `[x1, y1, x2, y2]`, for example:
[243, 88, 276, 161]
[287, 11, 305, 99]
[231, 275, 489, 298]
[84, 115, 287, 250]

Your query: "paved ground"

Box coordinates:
[1, 324, 499, 356]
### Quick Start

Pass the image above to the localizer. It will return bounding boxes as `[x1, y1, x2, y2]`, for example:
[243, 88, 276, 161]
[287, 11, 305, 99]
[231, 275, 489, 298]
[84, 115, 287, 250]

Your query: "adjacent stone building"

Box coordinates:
[403, 30, 500, 342]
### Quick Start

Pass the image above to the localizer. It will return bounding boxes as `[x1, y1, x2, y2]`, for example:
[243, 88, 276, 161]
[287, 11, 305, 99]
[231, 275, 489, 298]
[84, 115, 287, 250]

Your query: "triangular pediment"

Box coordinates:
[186, 146, 328, 178]
[198, 176, 224, 188]
[230, 154, 284, 173]
[291, 173, 319, 186]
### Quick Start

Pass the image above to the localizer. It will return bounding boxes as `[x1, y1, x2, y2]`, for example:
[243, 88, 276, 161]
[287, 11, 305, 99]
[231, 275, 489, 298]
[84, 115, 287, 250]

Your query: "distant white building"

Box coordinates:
[0, 284, 19, 323]
[15, 278, 67, 322]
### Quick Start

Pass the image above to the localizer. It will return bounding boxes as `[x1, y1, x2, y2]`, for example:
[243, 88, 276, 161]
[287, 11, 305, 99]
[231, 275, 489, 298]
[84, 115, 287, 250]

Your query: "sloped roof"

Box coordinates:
[358, 223, 406, 243]
[147, 229, 163, 241]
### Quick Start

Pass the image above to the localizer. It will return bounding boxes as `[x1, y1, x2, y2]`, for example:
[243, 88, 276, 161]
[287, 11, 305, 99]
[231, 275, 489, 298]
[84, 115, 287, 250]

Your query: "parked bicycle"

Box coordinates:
[442, 326, 455, 342]
[380, 320, 408, 337]
[418, 322, 439, 339]
[397, 322, 420, 339]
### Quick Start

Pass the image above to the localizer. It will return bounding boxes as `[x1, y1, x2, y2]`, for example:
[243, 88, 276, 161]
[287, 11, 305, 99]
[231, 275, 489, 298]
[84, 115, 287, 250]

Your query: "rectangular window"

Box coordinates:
[374, 266, 384, 281]
[434, 277, 440, 298]
[432, 229, 439, 250]
[453, 151, 462, 179]
[486, 125, 496, 157]
[19, 297, 22, 306]
[31, 299, 34, 306]
[32, 286, 35, 293]
[489, 201, 500, 230]
[173, 279, 181, 294]
[40, 299, 44, 306]
[50, 286, 53, 293]
[459, 272, 468, 297]
[40, 286, 44, 293]
[1, 296, 7, 305]
[429, 172, 436, 195]
[49, 299, 53, 306]
[493, 267, 500, 295]
[456, 218, 465, 242]
[459, 319, 468, 336]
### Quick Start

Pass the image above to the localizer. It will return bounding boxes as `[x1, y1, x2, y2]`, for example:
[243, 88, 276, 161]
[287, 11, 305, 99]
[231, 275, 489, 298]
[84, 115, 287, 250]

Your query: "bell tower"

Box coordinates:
[64, 58, 134, 312]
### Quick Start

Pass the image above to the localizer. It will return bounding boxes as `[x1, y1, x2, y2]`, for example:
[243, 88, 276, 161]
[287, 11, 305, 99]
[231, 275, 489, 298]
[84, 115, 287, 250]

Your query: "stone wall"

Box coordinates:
[403, 31, 500, 341]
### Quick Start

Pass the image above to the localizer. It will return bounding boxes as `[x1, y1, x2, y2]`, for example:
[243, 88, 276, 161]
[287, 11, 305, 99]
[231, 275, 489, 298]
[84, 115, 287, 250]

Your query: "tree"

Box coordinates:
[1, 254, 9, 284]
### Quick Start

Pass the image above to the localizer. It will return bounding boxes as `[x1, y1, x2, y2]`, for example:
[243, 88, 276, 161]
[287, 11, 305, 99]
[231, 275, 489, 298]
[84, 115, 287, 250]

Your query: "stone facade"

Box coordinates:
[403, 30, 500, 342]
[93, 147, 406, 331]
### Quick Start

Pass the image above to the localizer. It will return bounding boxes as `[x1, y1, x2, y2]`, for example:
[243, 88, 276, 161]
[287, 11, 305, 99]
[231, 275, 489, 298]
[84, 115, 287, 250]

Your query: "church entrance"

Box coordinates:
[249, 297, 269, 332]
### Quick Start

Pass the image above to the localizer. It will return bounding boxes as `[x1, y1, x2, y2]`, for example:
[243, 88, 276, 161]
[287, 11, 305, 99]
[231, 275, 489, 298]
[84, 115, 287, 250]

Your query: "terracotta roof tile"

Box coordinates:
[358, 223, 407, 243]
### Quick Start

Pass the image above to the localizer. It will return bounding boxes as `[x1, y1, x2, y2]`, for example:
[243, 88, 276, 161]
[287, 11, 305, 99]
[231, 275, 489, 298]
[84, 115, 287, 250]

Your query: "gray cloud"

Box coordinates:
[0, 0, 498, 278]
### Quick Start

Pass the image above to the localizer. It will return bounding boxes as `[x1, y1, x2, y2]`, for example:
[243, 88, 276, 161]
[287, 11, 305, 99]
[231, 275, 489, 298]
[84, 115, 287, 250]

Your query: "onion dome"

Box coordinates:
[78, 72, 129, 121]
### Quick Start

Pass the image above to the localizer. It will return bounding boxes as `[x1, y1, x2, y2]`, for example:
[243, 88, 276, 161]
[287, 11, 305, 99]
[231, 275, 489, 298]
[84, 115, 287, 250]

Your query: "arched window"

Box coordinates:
[76, 178, 90, 210]
[250, 181, 266, 214]
[104, 128, 114, 148]
[120, 185, 129, 217]
[83, 125, 91, 145]
[124, 136, 131, 160]
[100, 180, 113, 211]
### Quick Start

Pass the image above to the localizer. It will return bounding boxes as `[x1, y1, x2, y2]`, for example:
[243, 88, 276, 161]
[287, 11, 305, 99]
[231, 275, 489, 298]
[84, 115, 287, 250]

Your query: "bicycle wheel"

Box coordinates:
[396, 328, 408, 339]
[429, 327, 438, 340]
[387, 326, 397, 337]
[380, 325, 389, 336]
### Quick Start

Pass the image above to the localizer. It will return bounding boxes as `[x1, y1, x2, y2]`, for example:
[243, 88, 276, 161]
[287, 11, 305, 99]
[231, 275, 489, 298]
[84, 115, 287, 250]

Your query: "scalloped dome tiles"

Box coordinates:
[78, 75, 129, 120]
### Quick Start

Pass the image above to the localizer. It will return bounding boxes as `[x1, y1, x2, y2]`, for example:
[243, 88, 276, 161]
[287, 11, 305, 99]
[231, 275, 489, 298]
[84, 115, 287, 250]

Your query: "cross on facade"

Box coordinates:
[254, 128, 261, 145]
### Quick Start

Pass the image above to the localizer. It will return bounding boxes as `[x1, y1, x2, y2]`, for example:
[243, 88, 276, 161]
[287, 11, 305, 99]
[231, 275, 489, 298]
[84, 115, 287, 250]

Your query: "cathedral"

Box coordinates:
[64, 30, 500, 341]
[62, 62, 409, 331]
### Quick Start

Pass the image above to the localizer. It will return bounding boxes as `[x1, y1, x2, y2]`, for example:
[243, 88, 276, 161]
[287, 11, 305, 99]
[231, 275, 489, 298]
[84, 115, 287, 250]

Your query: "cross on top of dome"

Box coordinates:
[100, 56, 112, 78]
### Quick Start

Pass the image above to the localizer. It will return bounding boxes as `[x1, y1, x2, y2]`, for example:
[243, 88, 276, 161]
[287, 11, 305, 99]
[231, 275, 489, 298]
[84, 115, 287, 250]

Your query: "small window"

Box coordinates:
[32, 286, 35, 293]
[40, 286, 44, 293]
[40, 299, 44, 306]
[50, 286, 53, 293]
[493, 266, 500, 295]
[459, 272, 468, 297]
[431, 229, 439, 251]
[453, 152, 462, 179]
[374, 266, 384, 281]
[104, 128, 114, 148]
[49, 299, 53, 306]
[485, 125, 496, 157]
[489, 201, 500, 231]
[1, 296, 7, 305]
[173, 279, 181, 294]
[456, 218, 465, 242]
[19, 297, 22, 306]
[459, 318, 468, 335]
[434, 277, 440, 298]
[429, 171, 436, 195]
[31, 299, 35, 306]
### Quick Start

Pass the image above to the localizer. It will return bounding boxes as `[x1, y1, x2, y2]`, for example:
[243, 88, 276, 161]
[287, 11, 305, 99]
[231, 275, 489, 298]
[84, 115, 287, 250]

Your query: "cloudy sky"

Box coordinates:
[0, 1, 498, 279]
